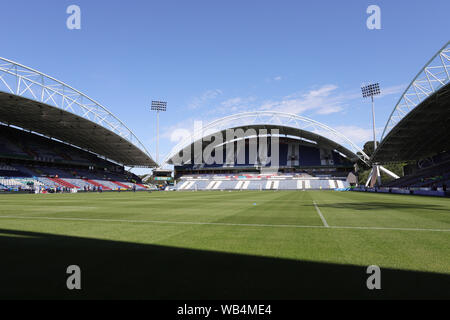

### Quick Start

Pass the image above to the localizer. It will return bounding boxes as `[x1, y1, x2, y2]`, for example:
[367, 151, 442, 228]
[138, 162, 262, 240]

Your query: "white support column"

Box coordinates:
[365, 168, 374, 187]
[379, 165, 400, 179]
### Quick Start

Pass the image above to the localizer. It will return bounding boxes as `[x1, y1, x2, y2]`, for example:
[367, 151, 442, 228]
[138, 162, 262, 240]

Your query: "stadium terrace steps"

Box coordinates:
[207, 181, 222, 190]
[234, 180, 250, 190]
[83, 179, 111, 190]
[119, 182, 147, 190]
[265, 181, 279, 190]
[235, 181, 244, 190]
[94, 180, 116, 190]
[64, 178, 92, 189]
[112, 181, 130, 189]
[206, 181, 216, 190]
[175, 177, 350, 191]
[247, 181, 263, 190]
[0, 176, 150, 191]
[48, 177, 78, 189]
[178, 181, 188, 190]
[185, 181, 196, 190]
[0, 178, 30, 190]
[272, 181, 279, 190]
[177, 181, 195, 190]
[36, 177, 60, 188]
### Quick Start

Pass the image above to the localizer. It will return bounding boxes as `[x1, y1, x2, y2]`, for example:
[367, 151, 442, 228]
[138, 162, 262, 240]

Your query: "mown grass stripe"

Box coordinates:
[0, 215, 449, 232]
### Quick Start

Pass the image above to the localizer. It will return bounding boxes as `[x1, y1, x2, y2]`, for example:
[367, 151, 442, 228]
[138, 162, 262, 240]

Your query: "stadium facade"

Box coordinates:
[370, 41, 450, 195]
[0, 57, 156, 192]
[0, 41, 448, 194]
[165, 41, 449, 193]
[165, 112, 369, 191]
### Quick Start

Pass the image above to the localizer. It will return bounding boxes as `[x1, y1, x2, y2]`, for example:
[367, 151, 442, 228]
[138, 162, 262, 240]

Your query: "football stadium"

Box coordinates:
[0, 38, 449, 300]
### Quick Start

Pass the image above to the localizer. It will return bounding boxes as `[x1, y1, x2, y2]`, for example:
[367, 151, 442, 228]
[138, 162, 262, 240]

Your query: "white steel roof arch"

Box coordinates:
[381, 41, 450, 140]
[163, 111, 370, 165]
[0, 56, 153, 162]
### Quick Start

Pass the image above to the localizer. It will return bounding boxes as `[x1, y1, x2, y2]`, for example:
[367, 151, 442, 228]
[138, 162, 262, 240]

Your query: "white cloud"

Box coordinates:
[308, 125, 384, 152]
[257, 83, 406, 116]
[316, 105, 344, 115]
[188, 89, 223, 109]
[333, 125, 383, 145]
[220, 96, 256, 109]
[169, 128, 192, 143]
[198, 96, 258, 116]
[259, 84, 347, 115]
[185, 83, 405, 122]
[161, 117, 215, 143]
[161, 119, 196, 142]
[273, 76, 282, 81]
[379, 84, 406, 97]
[163, 83, 406, 151]
[221, 97, 245, 108]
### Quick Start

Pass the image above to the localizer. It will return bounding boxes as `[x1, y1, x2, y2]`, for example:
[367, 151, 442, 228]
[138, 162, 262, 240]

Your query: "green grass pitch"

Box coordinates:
[0, 190, 449, 299]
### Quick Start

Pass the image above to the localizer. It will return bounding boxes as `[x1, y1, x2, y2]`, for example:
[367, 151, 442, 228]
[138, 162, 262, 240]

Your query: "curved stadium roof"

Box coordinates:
[165, 111, 370, 166]
[0, 57, 156, 167]
[373, 41, 450, 163]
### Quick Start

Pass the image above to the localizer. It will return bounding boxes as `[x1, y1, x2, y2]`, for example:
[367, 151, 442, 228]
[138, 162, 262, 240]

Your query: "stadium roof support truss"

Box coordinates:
[163, 111, 370, 165]
[0, 57, 152, 162]
[381, 41, 450, 140]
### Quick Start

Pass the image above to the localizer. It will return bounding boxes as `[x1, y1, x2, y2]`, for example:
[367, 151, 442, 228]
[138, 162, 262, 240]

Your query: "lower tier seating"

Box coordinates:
[175, 177, 349, 191]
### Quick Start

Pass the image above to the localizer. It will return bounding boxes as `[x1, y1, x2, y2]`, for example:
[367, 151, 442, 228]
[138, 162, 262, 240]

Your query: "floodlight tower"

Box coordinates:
[361, 83, 381, 186]
[151, 101, 167, 166]
[362, 83, 381, 150]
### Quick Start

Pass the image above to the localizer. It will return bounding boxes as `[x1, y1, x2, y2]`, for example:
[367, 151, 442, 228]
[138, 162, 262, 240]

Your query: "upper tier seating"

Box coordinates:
[0, 125, 113, 168]
[176, 140, 352, 171]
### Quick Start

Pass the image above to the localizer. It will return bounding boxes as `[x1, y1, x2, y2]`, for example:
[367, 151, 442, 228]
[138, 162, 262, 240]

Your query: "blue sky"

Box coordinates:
[1, 0, 449, 173]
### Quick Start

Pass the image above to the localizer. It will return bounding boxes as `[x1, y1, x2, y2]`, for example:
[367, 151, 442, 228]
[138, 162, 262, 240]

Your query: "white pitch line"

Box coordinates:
[0, 215, 449, 232]
[0, 215, 323, 229]
[313, 201, 329, 228]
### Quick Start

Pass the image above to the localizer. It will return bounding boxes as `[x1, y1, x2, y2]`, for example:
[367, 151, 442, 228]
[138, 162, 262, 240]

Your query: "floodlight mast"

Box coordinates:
[361, 83, 381, 187]
[361, 83, 380, 150]
[151, 101, 167, 166]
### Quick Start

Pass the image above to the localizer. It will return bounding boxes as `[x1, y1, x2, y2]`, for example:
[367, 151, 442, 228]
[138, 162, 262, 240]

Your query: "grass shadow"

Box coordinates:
[0, 228, 449, 299]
